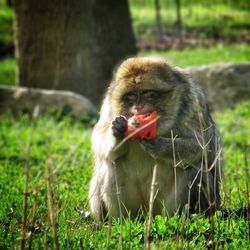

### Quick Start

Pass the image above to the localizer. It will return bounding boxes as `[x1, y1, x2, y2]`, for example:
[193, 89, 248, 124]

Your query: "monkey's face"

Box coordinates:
[120, 89, 168, 118]
[107, 57, 189, 135]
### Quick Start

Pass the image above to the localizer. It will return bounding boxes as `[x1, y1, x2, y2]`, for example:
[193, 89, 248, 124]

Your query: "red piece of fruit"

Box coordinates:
[126, 112, 157, 140]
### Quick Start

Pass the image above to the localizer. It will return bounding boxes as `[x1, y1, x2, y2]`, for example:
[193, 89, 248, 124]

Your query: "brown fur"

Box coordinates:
[89, 56, 223, 221]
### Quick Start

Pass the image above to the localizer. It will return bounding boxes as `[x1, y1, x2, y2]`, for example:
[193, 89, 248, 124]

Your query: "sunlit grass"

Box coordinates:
[0, 1, 13, 43]
[140, 44, 250, 67]
[0, 101, 250, 248]
[130, 1, 250, 39]
[0, 58, 15, 85]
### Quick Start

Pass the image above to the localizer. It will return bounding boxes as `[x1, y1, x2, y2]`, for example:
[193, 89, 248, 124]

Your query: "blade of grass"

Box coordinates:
[145, 164, 158, 250]
[46, 159, 59, 250]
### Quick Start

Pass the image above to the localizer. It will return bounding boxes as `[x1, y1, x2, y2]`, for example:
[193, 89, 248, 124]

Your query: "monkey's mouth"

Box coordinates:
[134, 112, 152, 116]
[127, 112, 153, 120]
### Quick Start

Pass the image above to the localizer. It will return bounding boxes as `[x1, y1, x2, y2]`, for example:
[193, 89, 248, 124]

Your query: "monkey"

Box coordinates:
[88, 56, 223, 221]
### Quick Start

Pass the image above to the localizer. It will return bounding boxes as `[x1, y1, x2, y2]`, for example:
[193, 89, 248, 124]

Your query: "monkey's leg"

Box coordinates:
[88, 172, 107, 221]
[188, 169, 220, 215]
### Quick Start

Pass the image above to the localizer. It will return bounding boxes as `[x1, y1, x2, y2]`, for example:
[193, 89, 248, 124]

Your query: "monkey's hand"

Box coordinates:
[111, 116, 127, 140]
[140, 136, 202, 163]
[140, 137, 169, 157]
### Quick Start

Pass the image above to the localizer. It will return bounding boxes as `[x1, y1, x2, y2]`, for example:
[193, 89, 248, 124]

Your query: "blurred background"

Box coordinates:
[0, 0, 249, 106]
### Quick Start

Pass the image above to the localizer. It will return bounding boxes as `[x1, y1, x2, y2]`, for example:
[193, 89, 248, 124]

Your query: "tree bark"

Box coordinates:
[13, 0, 136, 106]
[175, 0, 182, 38]
[154, 0, 163, 42]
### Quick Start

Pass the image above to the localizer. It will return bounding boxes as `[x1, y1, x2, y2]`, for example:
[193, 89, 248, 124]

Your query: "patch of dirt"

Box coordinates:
[136, 31, 250, 50]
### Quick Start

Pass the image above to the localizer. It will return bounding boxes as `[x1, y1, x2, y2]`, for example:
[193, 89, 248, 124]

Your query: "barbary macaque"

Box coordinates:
[88, 56, 223, 221]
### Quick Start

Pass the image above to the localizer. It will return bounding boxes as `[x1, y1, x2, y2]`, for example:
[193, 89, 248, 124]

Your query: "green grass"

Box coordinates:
[0, 0, 13, 44]
[129, 1, 250, 39]
[0, 58, 15, 85]
[0, 101, 250, 249]
[140, 43, 250, 67]
[0, 116, 93, 249]
[214, 102, 250, 210]
[0, 0, 249, 46]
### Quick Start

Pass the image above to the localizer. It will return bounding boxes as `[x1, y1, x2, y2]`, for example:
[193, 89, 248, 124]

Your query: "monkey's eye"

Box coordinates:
[121, 93, 138, 103]
[142, 91, 160, 100]
[142, 90, 171, 101]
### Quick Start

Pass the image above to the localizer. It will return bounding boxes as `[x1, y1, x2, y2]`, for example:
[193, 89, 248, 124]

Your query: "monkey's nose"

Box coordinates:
[131, 104, 145, 114]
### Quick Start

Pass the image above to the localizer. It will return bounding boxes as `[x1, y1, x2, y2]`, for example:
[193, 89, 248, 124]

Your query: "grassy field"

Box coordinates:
[129, 0, 250, 40]
[0, 1, 249, 46]
[140, 43, 250, 67]
[0, 101, 250, 249]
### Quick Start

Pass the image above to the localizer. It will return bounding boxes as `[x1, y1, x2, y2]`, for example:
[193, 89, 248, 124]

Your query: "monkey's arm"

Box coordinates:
[140, 136, 203, 164]
[92, 116, 128, 162]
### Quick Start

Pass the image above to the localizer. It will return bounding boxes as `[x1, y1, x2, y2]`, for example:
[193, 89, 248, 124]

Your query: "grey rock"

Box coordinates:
[0, 85, 97, 117]
[186, 63, 250, 111]
[0, 63, 249, 116]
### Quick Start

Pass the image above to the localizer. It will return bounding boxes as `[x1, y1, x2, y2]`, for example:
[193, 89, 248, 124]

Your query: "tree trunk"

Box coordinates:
[175, 0, 182, 39]
[13, 0, 136, 106]
[154, 0, 163, 42]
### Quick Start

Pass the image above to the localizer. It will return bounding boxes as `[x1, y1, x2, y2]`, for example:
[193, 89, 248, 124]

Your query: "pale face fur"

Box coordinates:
[89, 56, 222, 221]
